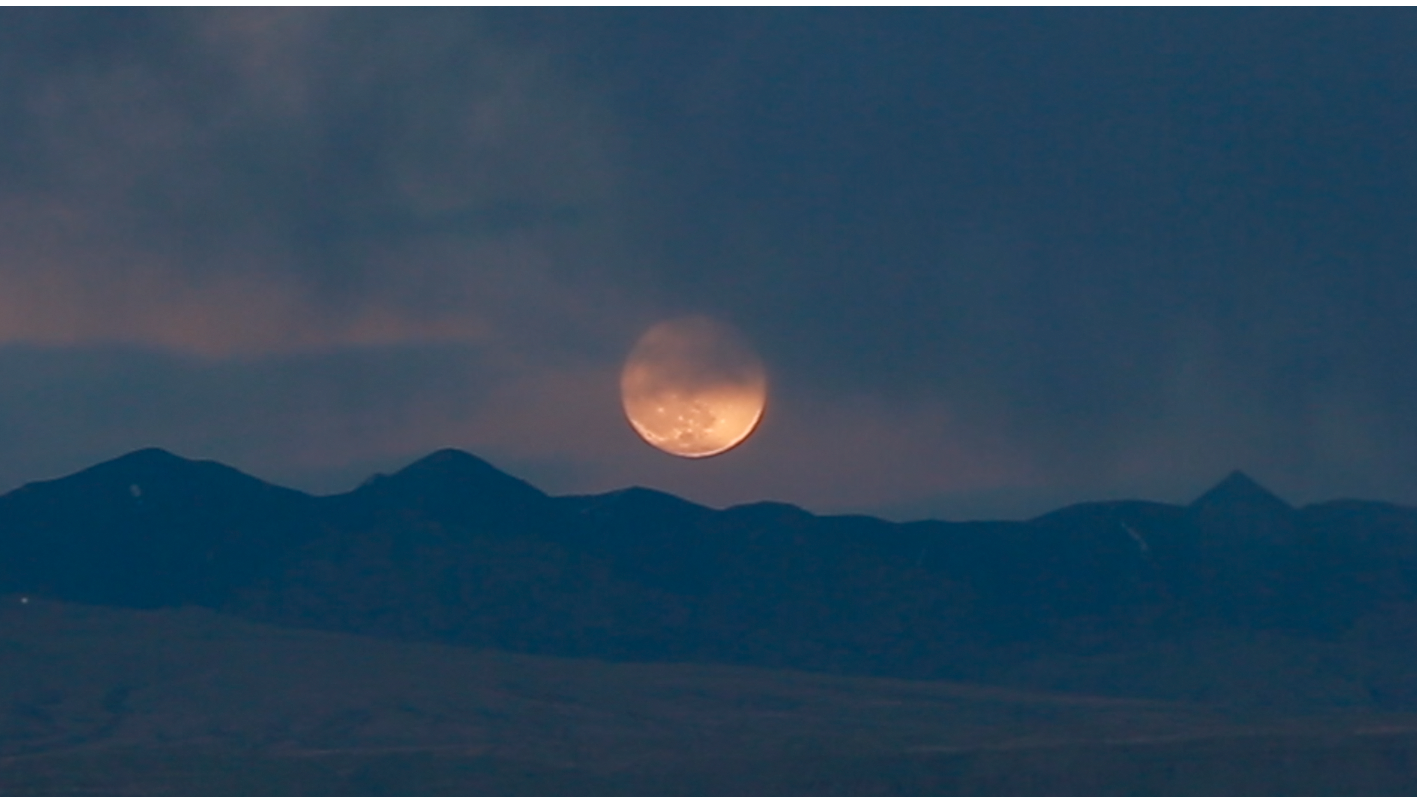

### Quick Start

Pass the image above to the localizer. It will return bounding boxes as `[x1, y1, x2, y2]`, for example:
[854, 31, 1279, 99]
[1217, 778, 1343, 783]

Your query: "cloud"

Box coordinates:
[0, 9, 666, 500]
[2, 11, 1416, 517]
[0, 9, 629, 358]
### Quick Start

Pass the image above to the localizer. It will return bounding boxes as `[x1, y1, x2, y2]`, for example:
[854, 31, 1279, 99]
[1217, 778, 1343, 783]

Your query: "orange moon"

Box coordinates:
[620, 316, 768, 458]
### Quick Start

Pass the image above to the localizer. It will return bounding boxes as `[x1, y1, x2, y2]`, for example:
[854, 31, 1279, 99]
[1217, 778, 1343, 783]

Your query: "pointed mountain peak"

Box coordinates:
[63, 447, 230, 486]
[398, 448, 501, 476]
[1190, 470, 1292, 514]
[116, 446, 187, 462]
[600, 486, 709, 513]
[330, 450, 550, 531]
[87, 448, 285, 487]
[5, 448, 191, 500]
[92, 447, 194, 472]
[371, 449, 545, 503]
[4, 447, 303, 513]
[562, 485, 709, 516]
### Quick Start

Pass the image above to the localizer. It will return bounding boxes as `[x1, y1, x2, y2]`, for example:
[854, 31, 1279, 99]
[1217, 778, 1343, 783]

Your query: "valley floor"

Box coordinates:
[3, 601, 1417, 795]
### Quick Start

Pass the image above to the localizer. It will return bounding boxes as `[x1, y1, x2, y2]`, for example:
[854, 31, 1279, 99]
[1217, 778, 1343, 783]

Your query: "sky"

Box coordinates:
[0, 9, 1415, 520]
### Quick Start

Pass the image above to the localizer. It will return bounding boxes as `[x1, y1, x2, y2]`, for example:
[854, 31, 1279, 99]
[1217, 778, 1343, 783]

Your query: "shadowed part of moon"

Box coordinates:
[621, 316, 768, 458]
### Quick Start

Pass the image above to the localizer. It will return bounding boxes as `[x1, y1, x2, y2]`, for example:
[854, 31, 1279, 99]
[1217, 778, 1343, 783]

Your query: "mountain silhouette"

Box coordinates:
[0, 448, 316, 607]
[3, 449, 1417, 709]
[1169, 470, 1305, 629]
[1190, 469, 1293, 514]
[326, 448, 552, 537]
[353, 448, 546, 512]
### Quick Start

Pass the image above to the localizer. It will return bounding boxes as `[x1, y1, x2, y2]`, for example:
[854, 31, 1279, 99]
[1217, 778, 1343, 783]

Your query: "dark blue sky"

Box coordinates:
[0, 9, 1415, 518]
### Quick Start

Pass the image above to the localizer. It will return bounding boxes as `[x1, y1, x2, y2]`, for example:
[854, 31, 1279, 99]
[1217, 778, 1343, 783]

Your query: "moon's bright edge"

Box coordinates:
[620, 316, 768, 458]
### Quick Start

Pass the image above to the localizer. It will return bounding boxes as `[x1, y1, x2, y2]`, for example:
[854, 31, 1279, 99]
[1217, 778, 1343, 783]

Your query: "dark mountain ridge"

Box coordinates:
[0, 448, 317, 607]
[3, 449, 1417, 709]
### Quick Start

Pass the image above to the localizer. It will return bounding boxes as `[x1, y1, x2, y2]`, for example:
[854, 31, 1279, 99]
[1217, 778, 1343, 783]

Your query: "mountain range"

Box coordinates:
[3, 447, 1416, 712]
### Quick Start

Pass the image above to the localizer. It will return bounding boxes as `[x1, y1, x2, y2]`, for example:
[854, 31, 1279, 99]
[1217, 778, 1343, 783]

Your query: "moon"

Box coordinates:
[621, 316, 768, 458]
